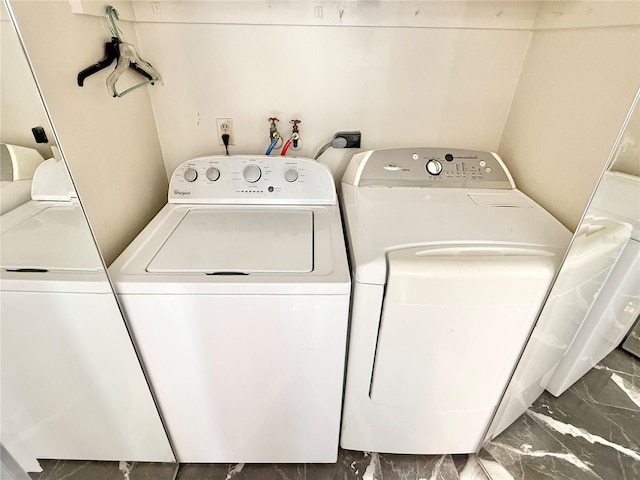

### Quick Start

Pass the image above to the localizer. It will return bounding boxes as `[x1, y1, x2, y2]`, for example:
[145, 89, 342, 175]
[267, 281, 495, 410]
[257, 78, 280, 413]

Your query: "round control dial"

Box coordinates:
[425, 159, 443, 176]
[183, 167, 198, 182]
[284, 168, 298, 182]
[243, 164, 262, 183]
[206, 167, 220, 181]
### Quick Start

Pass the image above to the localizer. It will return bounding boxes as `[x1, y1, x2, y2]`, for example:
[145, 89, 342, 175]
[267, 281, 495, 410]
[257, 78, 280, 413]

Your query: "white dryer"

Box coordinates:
[339, 147, 572, 455]
[547, 171, 640, 396]
[109, 155, 351, 463]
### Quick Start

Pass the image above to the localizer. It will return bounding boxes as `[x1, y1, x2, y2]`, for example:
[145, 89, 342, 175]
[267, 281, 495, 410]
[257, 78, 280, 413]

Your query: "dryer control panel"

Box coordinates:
[169, 156, 337, 205]
[342, 148, 515, 189]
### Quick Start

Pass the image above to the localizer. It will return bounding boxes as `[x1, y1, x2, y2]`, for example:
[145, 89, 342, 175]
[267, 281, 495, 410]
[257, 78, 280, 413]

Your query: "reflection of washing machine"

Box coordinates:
[109, 155, 350, 463]
[1, 159, 173, 472]
[547, 172, 640, 396]
[339, 148, 572, 454]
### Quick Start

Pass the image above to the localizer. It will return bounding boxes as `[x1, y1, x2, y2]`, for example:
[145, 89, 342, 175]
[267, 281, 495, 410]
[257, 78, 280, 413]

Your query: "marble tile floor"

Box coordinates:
[28, 460, 178, 480]
[28, 451, 488, 480]
[28, 348, 638, 480]
[173, 451, 488, 480]
[622, 319, 640, 358]
[479, 348, 640, 479]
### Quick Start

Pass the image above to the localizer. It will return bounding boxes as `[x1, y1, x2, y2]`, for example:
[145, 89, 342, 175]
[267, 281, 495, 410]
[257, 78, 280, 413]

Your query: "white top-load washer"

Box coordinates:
[339, 147, 572, 455]
[1, 159, 173, 473]
[547, 171, 640, 396]
[109, 155, 351, 463]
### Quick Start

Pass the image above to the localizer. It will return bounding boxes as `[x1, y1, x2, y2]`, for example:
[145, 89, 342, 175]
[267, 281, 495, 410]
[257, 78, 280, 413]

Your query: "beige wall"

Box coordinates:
[9, 0, 168, 264]
[132, 4, 533, 181]
[9, 1, 639, 261]
[497, 21, 640, 231]
[0, 17, 52, 159]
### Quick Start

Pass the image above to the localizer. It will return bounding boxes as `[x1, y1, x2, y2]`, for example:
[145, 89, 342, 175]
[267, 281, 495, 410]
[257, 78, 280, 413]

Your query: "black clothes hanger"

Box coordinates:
[77, 36, 153, 87]
[77, 6, 161, 97]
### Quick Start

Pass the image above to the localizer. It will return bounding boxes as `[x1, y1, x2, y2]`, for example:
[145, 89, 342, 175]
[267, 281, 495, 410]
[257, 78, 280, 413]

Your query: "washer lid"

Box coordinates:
[1, 203, 103, 272]
[147, 209, 314, 273]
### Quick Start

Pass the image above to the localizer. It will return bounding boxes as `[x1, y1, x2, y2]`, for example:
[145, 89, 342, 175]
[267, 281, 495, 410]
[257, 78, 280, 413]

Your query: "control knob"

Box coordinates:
[183, 167, 198, 182]
[243, 164, 262, 183]
[284, 168, 298, 182]
[206, 167, 220, 181]
[425, 159, 443, 176]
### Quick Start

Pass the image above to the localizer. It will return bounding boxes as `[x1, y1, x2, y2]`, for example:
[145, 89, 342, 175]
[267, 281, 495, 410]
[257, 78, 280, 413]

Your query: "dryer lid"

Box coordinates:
[146, 209, 314, 273]
[341, 185, 572, 285]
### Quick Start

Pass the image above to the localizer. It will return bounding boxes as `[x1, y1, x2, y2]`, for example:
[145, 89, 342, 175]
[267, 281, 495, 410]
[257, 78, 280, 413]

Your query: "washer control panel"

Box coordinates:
[169, 155, 336, 205]
[342, 148, 515, 189]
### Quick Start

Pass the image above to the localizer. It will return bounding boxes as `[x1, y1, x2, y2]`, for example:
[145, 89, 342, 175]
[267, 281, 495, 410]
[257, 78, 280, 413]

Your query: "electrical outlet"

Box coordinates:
[333, 131, 361, 148]
[216, 118, 235, 145]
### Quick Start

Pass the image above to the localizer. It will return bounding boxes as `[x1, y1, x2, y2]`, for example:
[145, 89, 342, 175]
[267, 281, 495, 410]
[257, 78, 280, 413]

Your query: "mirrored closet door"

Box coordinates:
[0, 3, 175, 474]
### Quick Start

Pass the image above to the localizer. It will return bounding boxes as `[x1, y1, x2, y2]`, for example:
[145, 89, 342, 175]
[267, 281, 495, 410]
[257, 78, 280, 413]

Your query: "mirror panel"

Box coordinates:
[0, 4, 175, 474]
[0, 11, 52, 214]
[483, 89, 640, 444]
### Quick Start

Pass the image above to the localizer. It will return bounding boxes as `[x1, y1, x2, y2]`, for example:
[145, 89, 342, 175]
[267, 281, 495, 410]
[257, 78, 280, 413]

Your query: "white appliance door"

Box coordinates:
[120, 293, 350, 463]
[371, 244, 560, 410]
[147, 209, 313, 273]
[367, 244, 562, 452]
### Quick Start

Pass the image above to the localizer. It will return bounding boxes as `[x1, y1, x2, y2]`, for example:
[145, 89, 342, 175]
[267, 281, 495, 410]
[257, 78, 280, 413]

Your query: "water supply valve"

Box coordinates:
[281, 119, 302, 156]
[290, 119, 302, 151]
[268, 117, 282, 146]
[265, 117, 282, 155]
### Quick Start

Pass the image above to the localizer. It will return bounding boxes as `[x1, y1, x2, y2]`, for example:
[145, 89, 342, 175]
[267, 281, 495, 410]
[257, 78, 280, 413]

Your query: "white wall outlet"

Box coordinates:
[216, 118, 235, 145]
